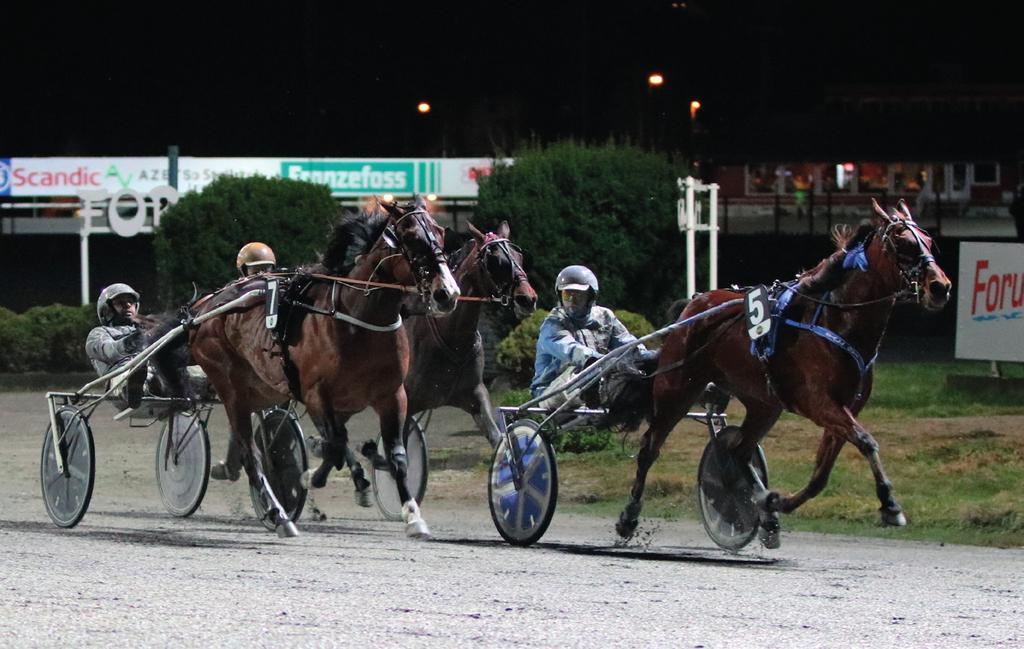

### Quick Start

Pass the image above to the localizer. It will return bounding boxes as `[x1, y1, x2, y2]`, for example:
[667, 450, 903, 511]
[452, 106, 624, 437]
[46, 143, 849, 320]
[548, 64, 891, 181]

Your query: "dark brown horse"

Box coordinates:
[615, 199, 952, 547]
[187, 197, 459, 538]
[404, 221, 537, 447]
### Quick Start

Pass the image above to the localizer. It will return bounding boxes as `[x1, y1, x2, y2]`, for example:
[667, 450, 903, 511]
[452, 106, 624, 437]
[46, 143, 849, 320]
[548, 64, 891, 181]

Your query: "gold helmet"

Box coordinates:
[236, 242, 277, 276]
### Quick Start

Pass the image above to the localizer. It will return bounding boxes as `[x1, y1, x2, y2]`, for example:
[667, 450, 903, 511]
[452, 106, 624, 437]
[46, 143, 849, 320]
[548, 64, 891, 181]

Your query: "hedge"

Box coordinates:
[153, 175, 340, 307]
[474, 141, 696, 324]
[0, 304, 95, 372]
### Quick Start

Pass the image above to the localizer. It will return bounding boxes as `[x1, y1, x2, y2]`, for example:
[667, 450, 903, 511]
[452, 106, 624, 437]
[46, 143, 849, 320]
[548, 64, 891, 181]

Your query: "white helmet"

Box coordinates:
[555, 265, 598, 318]
[96, 283, 139, 325]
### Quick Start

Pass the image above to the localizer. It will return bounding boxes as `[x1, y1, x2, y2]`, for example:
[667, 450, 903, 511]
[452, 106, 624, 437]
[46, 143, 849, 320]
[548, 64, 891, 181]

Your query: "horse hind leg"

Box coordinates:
[345, 445, 373, 508]
[231, 404, 298, 538]
[300, 417, 349, 490]
[616, 380, 705, 540]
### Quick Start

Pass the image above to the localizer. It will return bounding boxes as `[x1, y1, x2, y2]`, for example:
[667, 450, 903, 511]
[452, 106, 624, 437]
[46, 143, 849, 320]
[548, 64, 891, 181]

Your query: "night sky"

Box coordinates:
[3, 1, 1018, 159]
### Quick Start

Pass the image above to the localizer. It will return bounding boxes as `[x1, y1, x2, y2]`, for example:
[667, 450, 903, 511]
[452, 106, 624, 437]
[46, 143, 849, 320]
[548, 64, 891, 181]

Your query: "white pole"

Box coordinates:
[685, 176, 696, 297]
[80, 218, 90, 306]
[709, 182, 719, 291]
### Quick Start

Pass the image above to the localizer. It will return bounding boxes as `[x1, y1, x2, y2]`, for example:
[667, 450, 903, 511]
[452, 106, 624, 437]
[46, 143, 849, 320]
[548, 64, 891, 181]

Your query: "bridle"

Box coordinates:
[373, 207, 451, 306]
[879, 217, 938, 303]
[473, 234, 531, 306]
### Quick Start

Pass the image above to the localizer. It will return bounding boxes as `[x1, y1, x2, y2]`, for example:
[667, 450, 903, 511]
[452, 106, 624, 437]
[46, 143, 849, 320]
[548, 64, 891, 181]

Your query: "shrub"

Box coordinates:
[475, 141, 692, 323]
[153, 175, 340, 307]
[497, 308, 655, 387]
[553, 427, 615, 454]
[0, 304, 94, 372]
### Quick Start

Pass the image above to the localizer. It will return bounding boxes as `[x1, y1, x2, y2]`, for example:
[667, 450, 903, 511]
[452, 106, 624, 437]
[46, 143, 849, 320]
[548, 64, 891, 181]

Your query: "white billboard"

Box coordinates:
[0, 156, 496, 198]
[955, 242, 1024, 362]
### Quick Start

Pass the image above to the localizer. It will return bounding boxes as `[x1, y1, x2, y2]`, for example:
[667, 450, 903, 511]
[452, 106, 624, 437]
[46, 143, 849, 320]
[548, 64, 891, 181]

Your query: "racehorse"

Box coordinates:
[403, 221, 537, 447]
[183, 196, 460, 538]
[615, 199, 951, 547]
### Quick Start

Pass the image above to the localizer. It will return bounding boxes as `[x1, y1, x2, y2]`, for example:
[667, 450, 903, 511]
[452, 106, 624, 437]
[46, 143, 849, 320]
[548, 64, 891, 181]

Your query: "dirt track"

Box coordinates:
[2, 390, 1023, 648]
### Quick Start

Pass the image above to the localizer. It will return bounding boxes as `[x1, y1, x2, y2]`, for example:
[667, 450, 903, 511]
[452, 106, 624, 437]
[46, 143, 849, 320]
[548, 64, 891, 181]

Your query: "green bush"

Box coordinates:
[475, 141, 692, 323]
[553, 427, 614, 454]
[496, 308, 655, 387]
[0, 304, 94, 372]
[154, 175, 340, 307]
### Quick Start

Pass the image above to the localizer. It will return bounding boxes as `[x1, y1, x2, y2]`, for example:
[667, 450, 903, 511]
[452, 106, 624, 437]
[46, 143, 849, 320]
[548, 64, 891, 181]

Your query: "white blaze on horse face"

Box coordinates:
[430, 262, 460, 315]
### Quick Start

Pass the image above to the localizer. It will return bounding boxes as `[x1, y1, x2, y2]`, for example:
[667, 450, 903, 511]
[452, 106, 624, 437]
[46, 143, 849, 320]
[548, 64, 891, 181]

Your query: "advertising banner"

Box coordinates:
[0, 156, 496, 198]
[955, 242, 1024, 362]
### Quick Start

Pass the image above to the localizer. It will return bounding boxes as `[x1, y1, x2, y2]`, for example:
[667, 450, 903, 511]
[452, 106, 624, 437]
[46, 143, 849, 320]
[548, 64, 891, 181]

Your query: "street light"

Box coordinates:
[417, 101, 432, 114]
[647, 72, 664, 88]
[690, 99, 702, 120]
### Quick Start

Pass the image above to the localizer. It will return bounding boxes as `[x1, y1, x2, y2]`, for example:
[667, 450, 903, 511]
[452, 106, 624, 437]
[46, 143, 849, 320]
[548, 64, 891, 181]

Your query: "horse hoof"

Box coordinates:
[300, 470, 313, 489]
[406, 519, 431, 539]
[354, 486, 373, 508]
[276, 521, 299, 538]
[881, 508, 907, 527]
[402, 501, 431, 539]
[615, 517, 638, 539]
[759, 524, 781, 549]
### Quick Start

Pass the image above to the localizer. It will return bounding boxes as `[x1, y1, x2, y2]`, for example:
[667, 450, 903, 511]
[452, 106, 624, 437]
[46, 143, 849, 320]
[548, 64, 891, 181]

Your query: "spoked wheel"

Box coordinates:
[697, 439, 769, 551]
[155, 411, 211, 517]
[371, 413, 428, 522]
[249, 408, 308, 531]
[40, 406, 96, 528]
[488, 419, 558, 547]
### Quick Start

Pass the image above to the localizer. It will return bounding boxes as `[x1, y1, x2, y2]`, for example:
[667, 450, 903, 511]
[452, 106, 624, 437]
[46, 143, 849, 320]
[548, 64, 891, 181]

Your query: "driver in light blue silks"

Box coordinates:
[530, 265, 651, 408]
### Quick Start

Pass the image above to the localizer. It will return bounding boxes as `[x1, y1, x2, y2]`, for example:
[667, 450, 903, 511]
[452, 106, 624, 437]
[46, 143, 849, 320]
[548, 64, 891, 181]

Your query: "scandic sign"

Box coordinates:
[955, 242, 1024, 362]
[0, 157, 485, 197]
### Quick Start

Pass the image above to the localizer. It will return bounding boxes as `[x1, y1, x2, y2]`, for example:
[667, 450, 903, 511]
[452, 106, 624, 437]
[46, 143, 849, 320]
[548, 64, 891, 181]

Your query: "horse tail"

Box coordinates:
[136, 310, 192, 398]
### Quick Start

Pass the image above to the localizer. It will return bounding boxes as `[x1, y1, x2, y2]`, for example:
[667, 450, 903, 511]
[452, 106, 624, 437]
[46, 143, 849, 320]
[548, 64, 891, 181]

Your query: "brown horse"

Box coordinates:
[615, 199, 952, 547]
[187, 196, 459, 538]
[404, 221, 538, 447]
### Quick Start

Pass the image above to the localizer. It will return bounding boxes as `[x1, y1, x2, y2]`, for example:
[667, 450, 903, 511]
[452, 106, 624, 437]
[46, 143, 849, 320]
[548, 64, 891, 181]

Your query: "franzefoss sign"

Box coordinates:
[0, 157, 493, 198]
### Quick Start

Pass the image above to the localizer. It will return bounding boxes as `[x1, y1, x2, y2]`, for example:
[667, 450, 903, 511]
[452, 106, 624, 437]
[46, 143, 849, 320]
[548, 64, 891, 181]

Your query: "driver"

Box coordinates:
[530, 265, 652, 408]
[85, 283, 151, 410]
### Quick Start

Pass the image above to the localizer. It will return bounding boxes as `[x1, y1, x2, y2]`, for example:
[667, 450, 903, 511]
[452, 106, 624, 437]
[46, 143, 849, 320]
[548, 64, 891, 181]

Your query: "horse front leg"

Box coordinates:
[376, 388, 430, 538]
[460, 383, 502, 448]
[229, 402, 298, 538]
[776, 405, 905, 527]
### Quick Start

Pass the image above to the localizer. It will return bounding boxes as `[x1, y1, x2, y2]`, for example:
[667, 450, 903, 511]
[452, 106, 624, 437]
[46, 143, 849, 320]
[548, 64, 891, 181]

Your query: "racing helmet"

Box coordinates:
[555, 265, 598, 318]
[96, 283, 140, 325]
[236, 242, 277, 276]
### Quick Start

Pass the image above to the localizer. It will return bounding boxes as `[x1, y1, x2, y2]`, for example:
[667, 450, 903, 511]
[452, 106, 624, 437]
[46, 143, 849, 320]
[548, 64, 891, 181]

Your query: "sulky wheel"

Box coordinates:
[488, 419, 558, 547]
[40, 406, 96, 528]
[156, 411, 211, 517]
[697, 438, 769, 552]
[249, 408, 308, 531]
[371, 413, 429, 522]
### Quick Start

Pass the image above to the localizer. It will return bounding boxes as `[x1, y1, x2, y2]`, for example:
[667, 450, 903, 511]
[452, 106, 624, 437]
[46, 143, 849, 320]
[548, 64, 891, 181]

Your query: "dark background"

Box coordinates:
[3, 1, 1018, 158]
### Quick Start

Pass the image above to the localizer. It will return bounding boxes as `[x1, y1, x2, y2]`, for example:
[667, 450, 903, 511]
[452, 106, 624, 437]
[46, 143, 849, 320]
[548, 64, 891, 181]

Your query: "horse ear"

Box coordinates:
[414, 194, 428, 209]
[871, 198, 894, 224]
[497, 220, 511, 238]
[896, 199, 914, 221]
[466, 221, 486, 244]
[379, 196, 401, 218]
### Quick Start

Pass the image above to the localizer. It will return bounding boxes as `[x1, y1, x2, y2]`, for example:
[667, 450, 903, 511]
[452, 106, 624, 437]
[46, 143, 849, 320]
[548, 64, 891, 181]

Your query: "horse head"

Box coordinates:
[466, 220, 538, 319]
[379, 195, 460, 315]
[871, 198, 951, 311]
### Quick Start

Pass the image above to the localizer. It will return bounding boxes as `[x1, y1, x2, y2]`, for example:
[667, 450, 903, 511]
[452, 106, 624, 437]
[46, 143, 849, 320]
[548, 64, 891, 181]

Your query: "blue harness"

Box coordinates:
[751, 241, 876, 399]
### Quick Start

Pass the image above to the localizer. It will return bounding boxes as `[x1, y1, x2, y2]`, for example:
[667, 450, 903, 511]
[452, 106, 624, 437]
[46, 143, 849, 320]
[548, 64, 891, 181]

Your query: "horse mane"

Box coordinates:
[796, 221, 875, 293]
[319, 206, 391, 274]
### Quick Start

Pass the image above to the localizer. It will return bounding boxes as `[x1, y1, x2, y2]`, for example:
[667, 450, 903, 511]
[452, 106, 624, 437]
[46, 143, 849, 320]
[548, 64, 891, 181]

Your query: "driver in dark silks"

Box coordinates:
[85, 283, 158, 410]
[530, 265, 656, 413]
